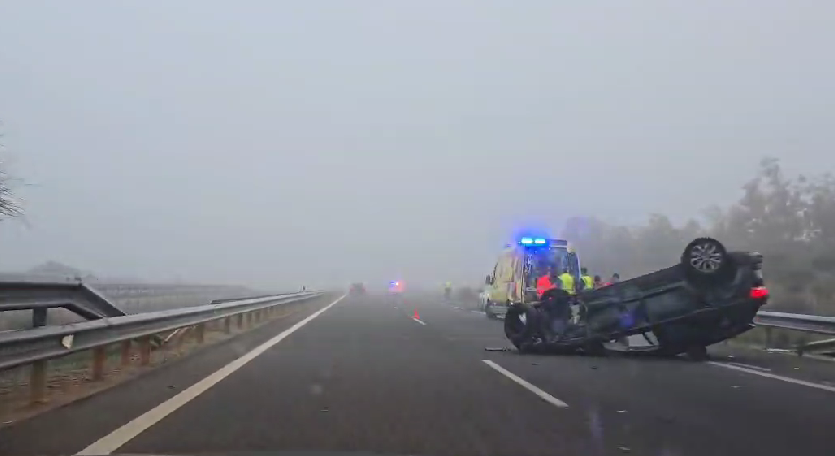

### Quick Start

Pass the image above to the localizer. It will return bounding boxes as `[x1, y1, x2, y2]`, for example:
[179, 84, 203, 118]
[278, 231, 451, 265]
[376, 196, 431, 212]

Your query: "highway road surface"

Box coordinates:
[2, 292, 835, 456]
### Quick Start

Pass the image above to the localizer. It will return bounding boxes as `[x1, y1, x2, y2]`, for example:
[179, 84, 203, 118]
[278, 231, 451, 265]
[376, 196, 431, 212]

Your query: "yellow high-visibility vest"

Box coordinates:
[559, 272, 576, 295]
[581, 275, 593, 290]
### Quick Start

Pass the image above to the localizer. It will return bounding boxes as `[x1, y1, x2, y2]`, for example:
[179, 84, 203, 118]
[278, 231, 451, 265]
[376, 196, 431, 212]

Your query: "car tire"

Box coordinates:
[681, 237, 734, 286]
[505, 304, 536, 351]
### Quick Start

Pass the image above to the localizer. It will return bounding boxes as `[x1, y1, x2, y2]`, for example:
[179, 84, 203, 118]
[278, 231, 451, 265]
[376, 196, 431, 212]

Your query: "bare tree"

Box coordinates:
[0, 122, 23, 220]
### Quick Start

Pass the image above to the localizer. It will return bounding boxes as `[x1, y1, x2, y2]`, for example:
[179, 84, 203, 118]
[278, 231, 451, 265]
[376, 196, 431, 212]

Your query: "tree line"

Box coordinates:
[561, 157, 835, 315]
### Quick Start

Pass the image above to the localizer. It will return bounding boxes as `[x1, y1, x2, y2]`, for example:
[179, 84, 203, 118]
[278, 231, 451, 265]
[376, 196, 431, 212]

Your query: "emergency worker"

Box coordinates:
[536, 266, 557, 299]
[593, 275, 603, 289]
[580, 267, 594, 291]
[600, 272, 620, 287]
[444, 282, 452, 299]
[558, 268, 576, 295]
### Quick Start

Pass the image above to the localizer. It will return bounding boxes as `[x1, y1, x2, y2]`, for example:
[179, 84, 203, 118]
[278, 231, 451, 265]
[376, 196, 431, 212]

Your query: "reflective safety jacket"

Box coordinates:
[536, 275, 556, 298]
[581, 275, 594, 291]
[559, 272, 576, 295]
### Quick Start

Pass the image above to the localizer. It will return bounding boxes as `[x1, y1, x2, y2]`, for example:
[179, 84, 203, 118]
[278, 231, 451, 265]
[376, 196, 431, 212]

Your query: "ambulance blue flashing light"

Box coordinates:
[518, 238, 569, 247]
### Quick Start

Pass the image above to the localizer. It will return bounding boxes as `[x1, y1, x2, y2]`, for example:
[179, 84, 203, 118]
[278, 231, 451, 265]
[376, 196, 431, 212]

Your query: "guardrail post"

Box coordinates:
[92, 346, 106, 380]
[796, 334, 808, 357]
[29, 306, 49, 404]
[224, 317, 231, 334]
[237, 313, 244, 329]
[120, 340, 132, 366]
[30, 360, 47, 405]
[32, 307, 48, 328]
[139, 336, 152, 365]
[195, 323, 205, 343]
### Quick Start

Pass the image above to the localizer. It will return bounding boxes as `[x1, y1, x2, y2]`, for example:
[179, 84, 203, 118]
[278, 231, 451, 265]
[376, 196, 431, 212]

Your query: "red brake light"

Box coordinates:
[750, 286, 769, 299]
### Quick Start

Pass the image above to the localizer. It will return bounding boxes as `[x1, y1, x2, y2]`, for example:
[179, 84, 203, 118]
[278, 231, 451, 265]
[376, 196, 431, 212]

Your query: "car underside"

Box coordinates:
[503, 238, 768, 359]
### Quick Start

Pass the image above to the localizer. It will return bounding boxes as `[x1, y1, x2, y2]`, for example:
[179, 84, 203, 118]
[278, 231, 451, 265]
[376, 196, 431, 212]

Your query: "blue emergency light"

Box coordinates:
[520, 237, 548, 246]
[518, 237, 569, 248]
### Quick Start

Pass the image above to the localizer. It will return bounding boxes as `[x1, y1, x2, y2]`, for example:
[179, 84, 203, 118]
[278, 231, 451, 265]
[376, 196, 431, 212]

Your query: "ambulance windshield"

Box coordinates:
[532, 247, 579, 278]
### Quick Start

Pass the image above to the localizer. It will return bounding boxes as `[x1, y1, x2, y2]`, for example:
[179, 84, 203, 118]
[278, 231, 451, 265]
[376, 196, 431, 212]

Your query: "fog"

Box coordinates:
[1, 1, 833, 290]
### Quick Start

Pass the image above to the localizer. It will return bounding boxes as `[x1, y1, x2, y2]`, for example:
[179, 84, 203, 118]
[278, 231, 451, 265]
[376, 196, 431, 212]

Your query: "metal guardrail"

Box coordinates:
[0, 278, 128, 320]
[0, 291, 320, 371]
[755, 311, 835, 335]
[754, 311, 835, 355]
[0, 290, 324, 405]
[0, 277, 270, 330]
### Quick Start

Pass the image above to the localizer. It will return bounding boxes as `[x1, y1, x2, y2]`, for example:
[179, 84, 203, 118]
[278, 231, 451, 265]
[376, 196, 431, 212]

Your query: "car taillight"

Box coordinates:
[750, 286, 769, 299]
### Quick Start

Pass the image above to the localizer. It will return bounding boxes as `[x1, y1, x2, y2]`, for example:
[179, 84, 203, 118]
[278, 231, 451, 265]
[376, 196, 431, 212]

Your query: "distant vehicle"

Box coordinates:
[388, 280, 404, 294]
[349, 283, 366, 295]
[483, 237, 581, 320]
[503, 238, 769, 360]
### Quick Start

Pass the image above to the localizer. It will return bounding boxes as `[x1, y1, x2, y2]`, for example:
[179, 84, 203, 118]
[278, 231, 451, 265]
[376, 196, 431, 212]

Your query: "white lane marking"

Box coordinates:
[412, 317, 426, 325]
[707, 361, 835, 393]
[77, 294, 347, 455]
[482, 360, 569, 408]
[725, 361, 771, 372]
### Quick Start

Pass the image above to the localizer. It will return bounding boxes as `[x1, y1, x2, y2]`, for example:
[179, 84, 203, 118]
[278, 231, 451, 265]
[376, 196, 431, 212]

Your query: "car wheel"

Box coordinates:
[681, 237, 734, 285]
[505, 305, 537, 351]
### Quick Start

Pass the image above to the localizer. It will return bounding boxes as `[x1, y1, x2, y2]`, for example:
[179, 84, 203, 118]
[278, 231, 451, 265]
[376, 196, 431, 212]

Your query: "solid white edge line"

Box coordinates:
[707, 361, 835, 393]
[76, 294, 347, 456]
[412, 317, 426, 325]
[482, 360, 569, 408]
[724, 361, 772, 372]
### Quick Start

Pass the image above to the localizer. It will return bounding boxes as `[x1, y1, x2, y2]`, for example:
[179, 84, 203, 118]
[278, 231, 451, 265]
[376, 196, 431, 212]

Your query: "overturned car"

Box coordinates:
[503, 238, 768, 359]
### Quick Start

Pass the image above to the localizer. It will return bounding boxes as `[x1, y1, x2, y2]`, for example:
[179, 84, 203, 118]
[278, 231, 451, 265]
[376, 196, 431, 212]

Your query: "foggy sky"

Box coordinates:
[1, 1, 833, 290]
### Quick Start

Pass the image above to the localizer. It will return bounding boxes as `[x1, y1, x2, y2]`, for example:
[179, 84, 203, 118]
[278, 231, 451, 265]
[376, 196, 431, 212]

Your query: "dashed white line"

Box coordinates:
[482, 360, 569, 408]
[707, 361, 835, 393]
[76, 294, 347, 455]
